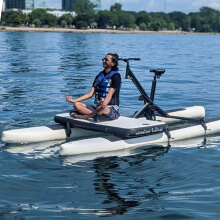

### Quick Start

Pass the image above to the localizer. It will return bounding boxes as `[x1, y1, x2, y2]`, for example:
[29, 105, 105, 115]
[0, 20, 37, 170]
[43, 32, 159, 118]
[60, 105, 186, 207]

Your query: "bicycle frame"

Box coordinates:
[119, 58, 167, 119]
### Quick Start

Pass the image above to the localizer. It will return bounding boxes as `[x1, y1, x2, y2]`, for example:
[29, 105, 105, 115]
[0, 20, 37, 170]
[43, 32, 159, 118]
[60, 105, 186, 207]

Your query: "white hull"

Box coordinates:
[59, 119, 220, 156]
[60, 136, 208, 164]
[1, 124, 99, 144]
[1, 106, 205, 144]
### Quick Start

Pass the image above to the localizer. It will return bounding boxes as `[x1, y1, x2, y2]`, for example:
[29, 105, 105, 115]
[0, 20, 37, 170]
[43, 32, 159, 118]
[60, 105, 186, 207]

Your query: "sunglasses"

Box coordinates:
[102, 58, 110, 62]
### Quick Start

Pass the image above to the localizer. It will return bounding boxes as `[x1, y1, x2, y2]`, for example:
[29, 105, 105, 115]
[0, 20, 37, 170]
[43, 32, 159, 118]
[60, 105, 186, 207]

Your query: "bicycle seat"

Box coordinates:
[150, 69, 165, 74]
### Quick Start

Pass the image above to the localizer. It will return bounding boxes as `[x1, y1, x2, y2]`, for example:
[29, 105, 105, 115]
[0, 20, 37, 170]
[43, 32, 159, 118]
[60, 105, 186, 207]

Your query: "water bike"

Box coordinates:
[2, 58, 220, 156]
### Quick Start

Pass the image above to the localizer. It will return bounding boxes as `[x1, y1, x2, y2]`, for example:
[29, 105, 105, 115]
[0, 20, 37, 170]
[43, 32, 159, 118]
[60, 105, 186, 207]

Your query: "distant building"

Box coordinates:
[2, 1, 5, 12]
[62, 0, 101, 12]
[62, 0, 74, 11]
[48, 10, 75, 18]
[5, 0, 46, 10]
[5, 8, 75, 18]
[33, 0, 45, 9]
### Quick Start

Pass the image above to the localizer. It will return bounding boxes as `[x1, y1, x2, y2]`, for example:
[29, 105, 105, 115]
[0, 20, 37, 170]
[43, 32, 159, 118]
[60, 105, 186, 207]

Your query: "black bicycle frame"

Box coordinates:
[119, 58, 168, 119]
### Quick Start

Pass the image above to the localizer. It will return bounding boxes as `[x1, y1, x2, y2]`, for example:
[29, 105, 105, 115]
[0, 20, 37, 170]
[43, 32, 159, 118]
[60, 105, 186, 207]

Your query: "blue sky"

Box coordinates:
[46, 0, 220, 13]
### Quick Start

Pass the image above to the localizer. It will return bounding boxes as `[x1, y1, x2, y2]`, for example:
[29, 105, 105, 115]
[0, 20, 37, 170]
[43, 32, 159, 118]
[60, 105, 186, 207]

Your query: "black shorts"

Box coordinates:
[86, 105, 120, 120]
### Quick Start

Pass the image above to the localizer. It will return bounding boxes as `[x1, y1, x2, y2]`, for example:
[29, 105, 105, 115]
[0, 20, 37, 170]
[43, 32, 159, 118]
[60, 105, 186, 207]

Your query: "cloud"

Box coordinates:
[192, 0, 220, 10]
[187, 0, 220, 12]
[210, 2, 220, 10]
[148, 0, 157, 8]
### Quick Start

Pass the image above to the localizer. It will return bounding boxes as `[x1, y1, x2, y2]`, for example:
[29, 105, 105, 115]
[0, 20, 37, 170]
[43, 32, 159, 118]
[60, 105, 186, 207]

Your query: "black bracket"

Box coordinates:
[65, 122, 72, 137]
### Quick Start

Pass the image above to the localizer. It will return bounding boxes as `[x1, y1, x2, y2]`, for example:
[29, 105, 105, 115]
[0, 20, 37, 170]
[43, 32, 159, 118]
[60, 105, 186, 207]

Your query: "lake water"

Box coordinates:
[0, 31, 220, 219]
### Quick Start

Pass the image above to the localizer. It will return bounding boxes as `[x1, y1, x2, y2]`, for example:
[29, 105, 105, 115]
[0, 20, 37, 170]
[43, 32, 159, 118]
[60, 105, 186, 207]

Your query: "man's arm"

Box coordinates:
[65, 87, 95, 104]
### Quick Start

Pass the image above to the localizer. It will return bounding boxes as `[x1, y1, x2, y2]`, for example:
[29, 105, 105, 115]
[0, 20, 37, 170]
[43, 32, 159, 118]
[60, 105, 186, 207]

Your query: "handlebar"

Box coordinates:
[119, 58, 141, 62]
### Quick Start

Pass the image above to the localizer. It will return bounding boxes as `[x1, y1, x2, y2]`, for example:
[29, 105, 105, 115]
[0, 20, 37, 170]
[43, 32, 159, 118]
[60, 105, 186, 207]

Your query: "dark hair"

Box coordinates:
[107, 53, 119, 71]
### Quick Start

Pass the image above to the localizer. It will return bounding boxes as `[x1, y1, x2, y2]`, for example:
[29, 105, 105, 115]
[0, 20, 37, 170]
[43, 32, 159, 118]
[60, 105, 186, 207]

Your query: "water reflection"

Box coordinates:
[2, 140, 63, 158]
[90, 146, 169, 215]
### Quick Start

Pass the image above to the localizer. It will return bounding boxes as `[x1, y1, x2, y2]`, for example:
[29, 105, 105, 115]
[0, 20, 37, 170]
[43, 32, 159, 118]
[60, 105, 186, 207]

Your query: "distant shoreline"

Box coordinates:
[0, 26, 219, 35]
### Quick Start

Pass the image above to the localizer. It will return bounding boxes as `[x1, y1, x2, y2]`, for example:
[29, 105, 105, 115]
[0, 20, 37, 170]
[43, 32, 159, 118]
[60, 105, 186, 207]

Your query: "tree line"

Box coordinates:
[1, 0, 220, 33]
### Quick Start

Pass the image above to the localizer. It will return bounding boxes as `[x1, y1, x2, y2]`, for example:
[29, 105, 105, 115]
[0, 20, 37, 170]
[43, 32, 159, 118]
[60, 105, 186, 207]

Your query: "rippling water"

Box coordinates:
[0, 32, 220, 219]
